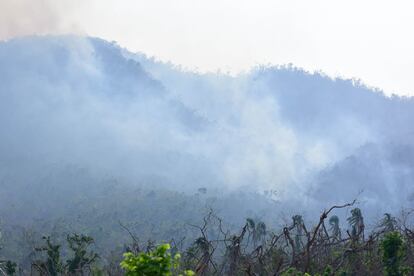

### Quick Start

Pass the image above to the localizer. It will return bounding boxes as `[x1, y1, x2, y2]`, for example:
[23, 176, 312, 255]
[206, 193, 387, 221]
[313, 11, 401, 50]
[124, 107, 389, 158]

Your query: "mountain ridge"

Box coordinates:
[0, 35, 413, 218]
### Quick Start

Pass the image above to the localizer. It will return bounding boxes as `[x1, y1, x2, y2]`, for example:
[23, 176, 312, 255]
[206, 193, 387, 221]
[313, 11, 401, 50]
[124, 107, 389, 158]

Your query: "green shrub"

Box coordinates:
[120, 243, 194, 276]
[380, 231, 410, 276]
[281, 267, 311, 276]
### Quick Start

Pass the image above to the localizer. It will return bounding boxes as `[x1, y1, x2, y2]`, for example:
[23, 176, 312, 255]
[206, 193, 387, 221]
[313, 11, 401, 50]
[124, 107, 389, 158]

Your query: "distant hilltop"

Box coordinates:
[1, 35, 414, 217]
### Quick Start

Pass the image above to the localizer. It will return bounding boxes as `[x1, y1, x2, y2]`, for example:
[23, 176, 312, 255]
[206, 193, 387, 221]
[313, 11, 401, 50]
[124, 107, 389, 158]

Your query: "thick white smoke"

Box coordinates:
[1, 36, 413, 222]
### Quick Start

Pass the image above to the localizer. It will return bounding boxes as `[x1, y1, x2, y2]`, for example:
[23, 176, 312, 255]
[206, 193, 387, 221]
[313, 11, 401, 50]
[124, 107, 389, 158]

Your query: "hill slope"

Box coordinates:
[0, 35, 414, 223]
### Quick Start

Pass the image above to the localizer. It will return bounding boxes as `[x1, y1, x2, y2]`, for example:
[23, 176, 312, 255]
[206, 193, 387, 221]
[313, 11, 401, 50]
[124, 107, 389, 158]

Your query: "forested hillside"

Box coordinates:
[1, 36, 414, 275]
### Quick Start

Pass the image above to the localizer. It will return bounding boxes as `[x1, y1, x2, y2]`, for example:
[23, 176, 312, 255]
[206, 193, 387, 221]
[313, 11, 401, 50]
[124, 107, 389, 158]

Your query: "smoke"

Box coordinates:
[1, 36, 414, 223]
[0, 0, 81, 41]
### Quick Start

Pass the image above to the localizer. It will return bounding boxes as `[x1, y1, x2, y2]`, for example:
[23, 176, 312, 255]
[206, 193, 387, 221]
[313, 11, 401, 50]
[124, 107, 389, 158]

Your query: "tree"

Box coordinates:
[380, 213, 397, 233]
[34, 236, 63, 276]
[66, 234, 99, 274]
[347, 208, 364, 240]
[329, 215, 341, 241]
[0, 260, 17, 275]
[33, 234, 98, 275]
[292, 215, 304, 252]
[246, 218, 266, 247]
[192, 237, 211, 275]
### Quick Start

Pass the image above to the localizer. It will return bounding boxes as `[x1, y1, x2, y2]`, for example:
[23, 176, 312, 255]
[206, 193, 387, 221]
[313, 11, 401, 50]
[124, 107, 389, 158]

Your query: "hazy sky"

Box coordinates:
[1, 0, 414, 96]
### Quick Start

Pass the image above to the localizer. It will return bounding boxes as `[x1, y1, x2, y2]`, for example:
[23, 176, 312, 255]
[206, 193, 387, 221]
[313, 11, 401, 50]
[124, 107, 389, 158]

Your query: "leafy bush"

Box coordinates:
[120, 243, 194, 276]
[381, 231, 411, 276]
[281, 267, 312, 276]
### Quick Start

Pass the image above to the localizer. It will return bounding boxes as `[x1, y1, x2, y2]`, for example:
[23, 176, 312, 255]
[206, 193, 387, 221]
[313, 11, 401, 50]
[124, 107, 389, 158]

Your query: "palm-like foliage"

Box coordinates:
[347, 208, 364, 239]
[246, 218, 267, 247]
[292, 215, 304, 252]
[329, 215, 341, 241]
[380, 213, 397, 233]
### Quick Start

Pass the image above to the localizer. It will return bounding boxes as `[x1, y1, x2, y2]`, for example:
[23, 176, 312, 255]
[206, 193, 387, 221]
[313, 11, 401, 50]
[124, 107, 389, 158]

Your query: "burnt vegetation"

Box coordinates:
[1, 200, 414, 275]
[2, 37, 414, 275]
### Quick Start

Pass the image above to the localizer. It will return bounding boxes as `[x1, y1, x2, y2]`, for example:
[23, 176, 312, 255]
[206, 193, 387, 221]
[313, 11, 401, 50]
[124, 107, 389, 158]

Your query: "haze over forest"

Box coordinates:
[2, 1, 414, 273]
[1, 35, 414, 218]
[1, 35, 414, 274]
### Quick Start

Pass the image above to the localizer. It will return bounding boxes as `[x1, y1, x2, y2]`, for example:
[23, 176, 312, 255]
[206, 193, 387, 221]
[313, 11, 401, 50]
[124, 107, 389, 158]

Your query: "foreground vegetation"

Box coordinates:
[1, 200, 414, 275]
